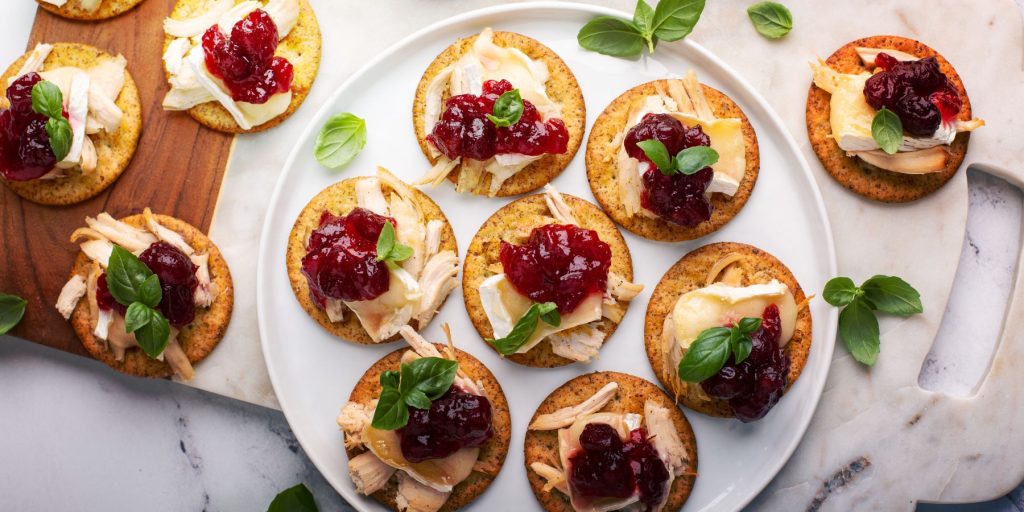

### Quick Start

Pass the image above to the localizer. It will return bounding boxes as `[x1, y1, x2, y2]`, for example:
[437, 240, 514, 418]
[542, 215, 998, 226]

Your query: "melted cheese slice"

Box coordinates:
[479, 273, 603, 354]
[345, 267, 422, 343]
[672, 280, 797, 350]
[362, 425, 478, 493]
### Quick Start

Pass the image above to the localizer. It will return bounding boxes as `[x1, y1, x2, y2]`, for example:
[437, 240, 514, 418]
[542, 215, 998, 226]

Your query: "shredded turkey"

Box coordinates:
[415, 251, 458, 326]
[79, 239, 114, 267]
[644, 400, 690, 475]
[163, 331, 195, 381]
[681, 70, 714, 122]
[424, 220, 443, 257]
[607, 272, 644, 301]
[190, 253, 218, 307]
[12, 44, 52, 81]
[543, 184, 577, 225]
[529, 382, 619, 430]
[530, 462, 568, 493]
[455, 158, 486, 194]
[416, 156, 461, 188]
[337, 401, 372, 449]
[399, 326, 484, 396]
[145, 208, 194, 255]
[349, 451, 396, 495]
[548, 326, 605, 363]
[86, 213, 157, 253]
[395, 471, 450, 512]
[56, 275, 87, 320]
[355, 177, 389, 216]
[325, 299, 346, 323]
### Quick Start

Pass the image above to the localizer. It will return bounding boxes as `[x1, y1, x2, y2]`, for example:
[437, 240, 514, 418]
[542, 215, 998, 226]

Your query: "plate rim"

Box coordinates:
[255, 2, 839, 510]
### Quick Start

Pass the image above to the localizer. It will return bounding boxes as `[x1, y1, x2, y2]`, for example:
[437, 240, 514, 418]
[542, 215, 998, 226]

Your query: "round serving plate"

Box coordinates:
[256, 3, 838, 510]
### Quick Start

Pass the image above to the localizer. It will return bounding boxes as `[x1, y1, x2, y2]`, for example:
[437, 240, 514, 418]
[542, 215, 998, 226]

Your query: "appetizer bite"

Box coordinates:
[55, 209, 233, 380]
[286, 168, 459, 344]
[36, 0, 145, 21]
[644, 242, 812, 422]
[0, 43, 141, 205]
[162, 0, 321, 133]
[413, 28, 585, 197]
[525, 372, 697, 512]
[337, 326, 510, 511]
[587, 71, 759, 241]
[808, 36, 984, 202]
[463, 185, 642, 367]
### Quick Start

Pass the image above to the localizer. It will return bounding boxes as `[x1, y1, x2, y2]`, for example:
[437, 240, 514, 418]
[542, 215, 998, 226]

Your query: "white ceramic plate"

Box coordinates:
[257, 3, 838, 510]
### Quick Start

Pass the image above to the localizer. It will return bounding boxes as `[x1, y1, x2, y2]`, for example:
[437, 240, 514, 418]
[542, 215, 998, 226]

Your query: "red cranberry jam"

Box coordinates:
[398, 386, 493, 463]
[202, 10, 294, 104]
[301, 208, 394, 306]
[863, 54, 962, 136]
[499, 224, 611, 314]
[0, 73, 57, 181]
[700, 304, 789, 422]
[624, 113, 714, 228]
[568, 423, 670, 511]
[96, 241, 199, 327]
[427, 79, 568, 160]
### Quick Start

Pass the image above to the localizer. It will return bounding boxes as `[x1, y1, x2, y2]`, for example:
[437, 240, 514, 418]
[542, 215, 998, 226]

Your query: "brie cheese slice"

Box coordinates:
[672, 280, 797, 350]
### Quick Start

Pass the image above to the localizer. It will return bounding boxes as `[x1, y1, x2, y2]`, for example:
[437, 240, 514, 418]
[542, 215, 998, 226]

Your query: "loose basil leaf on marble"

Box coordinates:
[31, 80, 64, 119]
[637, 139, 674, 173]
[861, 275, 923, 317]
[314, 113, 366, 169]
[486, 89, 525, 128]
[747, 1, 793, 39]
[106, 245, 159, 307]
[838, 297, 880, 365]
[371, 357, 457, 430]
[651, 0, 705, 42]
[486, 302, 560, 356]
[132, 306, 171, 359]
[872, 107, 903, 154]
[0, 294, 28, 335]
[45, 117, 72, 161]
[823, 276, 860, 307]
[825, 274, 922, 366]
[375, 221, 413, 270]
[674, 146, 719, 175]
[577, 16, 646, 57]
[268, 483, 319, 512]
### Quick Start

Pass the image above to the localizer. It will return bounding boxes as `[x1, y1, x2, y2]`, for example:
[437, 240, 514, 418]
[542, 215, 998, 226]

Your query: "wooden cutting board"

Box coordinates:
[0, 1, 234, 357]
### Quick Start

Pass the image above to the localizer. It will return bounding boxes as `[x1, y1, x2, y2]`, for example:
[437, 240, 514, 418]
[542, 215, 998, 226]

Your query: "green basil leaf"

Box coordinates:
[651, 0, 705, 42]
[389, 243, 413, 263]
[636, 139, 673, 174]
[486, 302, 555, 355]
[872, 107, 903, 155]
[370, 387, 409, 430]
[823, 276, 859, 307]
[737, 316, 761, 335]
[0, 294, 28, 335]
[123, 302, 153, 333]
[375, 221, 396, 262]
[45, 117, 72, 162]
[31, 80, 64, 119]
[134, 307, 170, 359]
[400, 357, 458, 402]
[314, 113, 366, 169]
[732, 334, 753, 364]
[677, 326, 731, 382]
[486, 89, 524, 128]
[106, 245, 158, 306]
[633, 0, 657, 52]
[578, 16, 646, 58]
[861, 275, 923, 316]
[380, 370, 400, 389]
[538, 302, 561, 327]
[137, 274, 162, 309]
[674, 145, 719, 175]
[267, 483, 318, 512]
[747, 1, 793, 39]
[404, 389, 432, 410]
[839, 297, 880, 365]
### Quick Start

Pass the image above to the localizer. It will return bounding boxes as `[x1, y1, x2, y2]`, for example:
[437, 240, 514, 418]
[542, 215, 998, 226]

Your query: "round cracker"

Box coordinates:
[286, 175, 458, 344]
[806, 35, 973, 203]
[36, 0, 146, 21]
[69, 213, 234, 378]
[643, 242, 812, 418]
[412, 30, 585, 197]
[163, 0, 322, 134]
[524, 371, 698, 512]
[345, 344, 511, 512]
[0, 43, 142, 205]
[463, 193, 634, 368]
[586, 80, 759, 241]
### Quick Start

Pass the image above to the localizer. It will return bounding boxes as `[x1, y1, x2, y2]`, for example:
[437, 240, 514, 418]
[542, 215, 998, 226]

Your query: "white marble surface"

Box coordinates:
[2, 0, 1024, 510]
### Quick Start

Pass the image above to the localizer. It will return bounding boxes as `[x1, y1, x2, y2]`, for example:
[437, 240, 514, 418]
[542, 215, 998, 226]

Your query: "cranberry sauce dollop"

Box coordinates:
[863, 53, 962, 136]
[0, 73, 57, 181]
[398, 386, 494, 463]
[96, 241, 199, 327]
[700, 304, 789, 422]
[624, 113, 714, 228]
[300, 208, 394, 307]
[499, 223, 611, 314]
[568, 423, 670, 511]
[427, 79, 568, 161]
[201, 9, 294, 104]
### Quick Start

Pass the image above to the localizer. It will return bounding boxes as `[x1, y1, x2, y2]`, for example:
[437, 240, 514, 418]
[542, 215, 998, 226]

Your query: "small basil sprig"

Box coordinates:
[747, 1, 793, 39]
[486, 89, 524, 127]
[30, 80, 72, 161]
[824, 275, 923, 365]
[314, 113, 366, 169]
[0, 294, 28, 335]
[872, 107, 903, 155]
[375, 221, 414, 271]
[578, 0, 706, 58]
[487, 302, 561, 355]
[107, 245, 171, 358]
[637, 139, 719, 175]
[267, 483, 318, 512]
[677, 317, 761, 382]
[371, 357, 458, 430]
